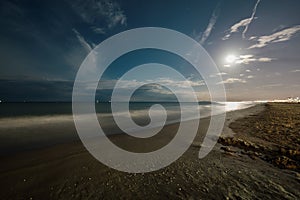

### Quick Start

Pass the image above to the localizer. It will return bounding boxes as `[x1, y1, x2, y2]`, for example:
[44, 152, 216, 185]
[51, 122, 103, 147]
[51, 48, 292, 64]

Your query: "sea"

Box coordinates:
[0, 101, 257, 154]
[0, 101, 257, 133]
[0, 101, 256, 118]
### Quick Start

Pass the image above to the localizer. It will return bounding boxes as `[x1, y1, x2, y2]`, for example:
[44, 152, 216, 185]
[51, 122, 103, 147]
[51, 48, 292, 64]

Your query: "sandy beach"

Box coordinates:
[0, 103, 299, 199]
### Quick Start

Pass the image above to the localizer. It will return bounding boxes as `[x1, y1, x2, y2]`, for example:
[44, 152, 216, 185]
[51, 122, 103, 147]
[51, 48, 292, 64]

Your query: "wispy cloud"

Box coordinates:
[145, 84, 173, 95]
[156, 78, 205, 88]
[91, 26, 106, 35]
[95, 78, 207, 102]
[200, 2, 221, 44]
[258, 83, 283, 88]
[290, 69, 300, 73]
[224, 54, 274, 67]
[98, 78, 206, 90]
[248, 25, 300, 49]
[223, 0, 260, 40]
[223, 18, 253, 40]
[218, 78, 246, 84]
[68, 28, 99, 70]
[69, 0, 127, 34]
[235, 54, 273, 64]
[209, 72, 227, 78]
[242, 0, 260, 38]
[72, 29, 92, 53]
[258, 57, 273, 62]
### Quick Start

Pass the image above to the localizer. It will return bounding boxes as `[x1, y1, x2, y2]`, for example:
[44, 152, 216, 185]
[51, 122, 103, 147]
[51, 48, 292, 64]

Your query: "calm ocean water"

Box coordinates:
[0, 101, 256, 154]
[0, 101, 256, 130]
[0, 101, 256, 119]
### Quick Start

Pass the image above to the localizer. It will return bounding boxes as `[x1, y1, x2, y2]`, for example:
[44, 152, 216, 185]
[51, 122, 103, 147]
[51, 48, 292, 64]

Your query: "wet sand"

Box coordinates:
[0, 103, 299, 199]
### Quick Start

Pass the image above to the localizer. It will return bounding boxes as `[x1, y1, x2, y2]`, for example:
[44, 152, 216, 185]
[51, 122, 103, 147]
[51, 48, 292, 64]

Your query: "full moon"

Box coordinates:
[225, 55, 237, 63]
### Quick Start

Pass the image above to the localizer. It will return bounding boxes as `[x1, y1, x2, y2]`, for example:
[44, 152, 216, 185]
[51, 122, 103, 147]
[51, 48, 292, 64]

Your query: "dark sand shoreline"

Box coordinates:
[0, 103, 299, 199]
[219, 103, 300, 171]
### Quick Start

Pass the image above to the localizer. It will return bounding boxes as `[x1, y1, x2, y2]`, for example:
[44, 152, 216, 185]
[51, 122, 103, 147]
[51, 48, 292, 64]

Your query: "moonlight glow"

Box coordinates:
[225, 55, 238, 63]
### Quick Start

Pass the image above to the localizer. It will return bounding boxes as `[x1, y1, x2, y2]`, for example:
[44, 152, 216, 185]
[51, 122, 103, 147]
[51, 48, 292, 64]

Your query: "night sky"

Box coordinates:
[0, 0, 300, 102]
